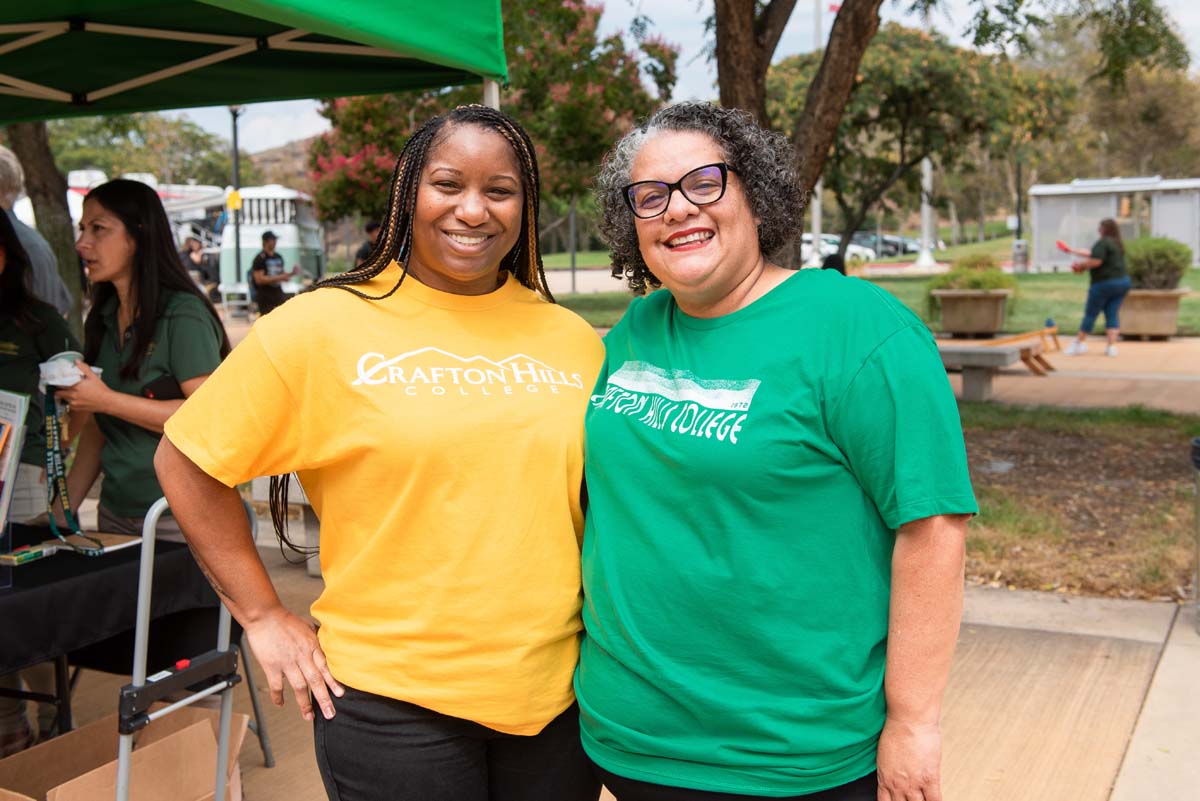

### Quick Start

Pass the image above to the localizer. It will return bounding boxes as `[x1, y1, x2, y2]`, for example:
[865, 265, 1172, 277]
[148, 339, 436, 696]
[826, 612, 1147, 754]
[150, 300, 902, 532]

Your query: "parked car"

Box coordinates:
[802, 232, 877, 262]
[800, 232, 837, 263]
[800, 233, 876, 263]
[852, 231, 900, 257]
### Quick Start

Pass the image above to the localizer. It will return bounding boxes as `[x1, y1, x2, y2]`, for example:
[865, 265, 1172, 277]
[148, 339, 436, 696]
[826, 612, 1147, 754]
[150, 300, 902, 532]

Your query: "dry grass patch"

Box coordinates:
[960, 404, 1198, 600]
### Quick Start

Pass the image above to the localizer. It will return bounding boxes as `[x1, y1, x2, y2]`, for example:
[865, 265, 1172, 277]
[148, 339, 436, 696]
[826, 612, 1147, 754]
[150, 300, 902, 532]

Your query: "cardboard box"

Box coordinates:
[0, 706, 248, 801]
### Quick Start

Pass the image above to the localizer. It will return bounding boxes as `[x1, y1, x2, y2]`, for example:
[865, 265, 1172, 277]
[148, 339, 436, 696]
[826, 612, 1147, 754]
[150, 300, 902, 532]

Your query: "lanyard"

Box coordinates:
[43, 389, 103, 555]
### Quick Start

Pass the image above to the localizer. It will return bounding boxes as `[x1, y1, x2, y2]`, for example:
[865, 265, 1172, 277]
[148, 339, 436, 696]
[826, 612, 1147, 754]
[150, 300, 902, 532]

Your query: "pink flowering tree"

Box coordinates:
[308, 0, 678, 221]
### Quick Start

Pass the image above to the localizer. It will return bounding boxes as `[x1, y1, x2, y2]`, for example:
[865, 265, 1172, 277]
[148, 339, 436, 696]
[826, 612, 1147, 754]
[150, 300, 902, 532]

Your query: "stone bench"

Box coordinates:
[939, 344, 1026, 402]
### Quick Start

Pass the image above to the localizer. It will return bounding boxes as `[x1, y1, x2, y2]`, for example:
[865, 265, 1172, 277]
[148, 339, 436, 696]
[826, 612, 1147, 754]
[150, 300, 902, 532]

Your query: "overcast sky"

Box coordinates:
[167, 0, 1200, 154]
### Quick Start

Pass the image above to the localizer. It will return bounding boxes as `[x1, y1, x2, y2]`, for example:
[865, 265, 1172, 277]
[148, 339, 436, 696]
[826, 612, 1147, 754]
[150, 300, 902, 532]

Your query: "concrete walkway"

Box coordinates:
[943, 336, 1200, 414]
[956, 588, 1197, 800]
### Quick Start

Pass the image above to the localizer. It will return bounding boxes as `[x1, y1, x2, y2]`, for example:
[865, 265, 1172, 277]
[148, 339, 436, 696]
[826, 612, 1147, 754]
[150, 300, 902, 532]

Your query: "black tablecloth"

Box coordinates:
[0, 523, 220, 674]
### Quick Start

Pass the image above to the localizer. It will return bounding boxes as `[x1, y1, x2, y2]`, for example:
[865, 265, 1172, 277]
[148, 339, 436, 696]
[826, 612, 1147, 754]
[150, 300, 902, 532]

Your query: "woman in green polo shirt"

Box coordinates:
[1062, 218, 1132, 357]
[56, 179, 229, 535]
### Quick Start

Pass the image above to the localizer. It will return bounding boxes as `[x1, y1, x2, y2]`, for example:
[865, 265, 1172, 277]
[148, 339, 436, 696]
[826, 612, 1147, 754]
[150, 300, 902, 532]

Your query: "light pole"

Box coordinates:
[229, 105, 243, 282]
[806, 0, 824, 267]
[914, 9, 937, 270]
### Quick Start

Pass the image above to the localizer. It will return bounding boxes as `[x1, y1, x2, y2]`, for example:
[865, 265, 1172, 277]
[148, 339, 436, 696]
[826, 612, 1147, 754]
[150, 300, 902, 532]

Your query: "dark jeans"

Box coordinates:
[1080, 275, 1132, 332]
[313, 685, 600, 801]
[592, 762, 877, 801]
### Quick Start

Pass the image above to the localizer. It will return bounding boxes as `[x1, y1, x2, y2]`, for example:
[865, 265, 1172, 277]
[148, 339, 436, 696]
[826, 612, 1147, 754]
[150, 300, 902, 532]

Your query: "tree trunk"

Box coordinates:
[948, 200, 961, 246]
[978, 191, 986, 243]
[5, 122, 83, 335]
[789, 0, 885, 195]
[714, 0, 798, 128]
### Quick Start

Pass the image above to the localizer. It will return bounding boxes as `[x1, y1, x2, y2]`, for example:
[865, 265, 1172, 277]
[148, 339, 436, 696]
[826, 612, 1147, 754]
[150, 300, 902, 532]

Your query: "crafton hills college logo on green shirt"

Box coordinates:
[590, 360, 761, 445]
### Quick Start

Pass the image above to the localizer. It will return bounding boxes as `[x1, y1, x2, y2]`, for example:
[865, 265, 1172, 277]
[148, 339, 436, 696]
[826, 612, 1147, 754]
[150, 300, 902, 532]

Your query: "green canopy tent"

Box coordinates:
[0, 0, 507, 121]
[1, 0, 506, 291]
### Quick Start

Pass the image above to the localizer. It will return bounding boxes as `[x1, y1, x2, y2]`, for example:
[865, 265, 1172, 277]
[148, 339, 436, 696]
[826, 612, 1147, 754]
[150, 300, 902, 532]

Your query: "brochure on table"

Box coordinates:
[0, 389, 30, 591]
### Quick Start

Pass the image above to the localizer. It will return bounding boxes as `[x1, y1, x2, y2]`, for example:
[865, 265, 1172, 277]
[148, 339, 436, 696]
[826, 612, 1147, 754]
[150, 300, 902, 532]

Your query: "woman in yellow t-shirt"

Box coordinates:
[154, 106, 604, 801]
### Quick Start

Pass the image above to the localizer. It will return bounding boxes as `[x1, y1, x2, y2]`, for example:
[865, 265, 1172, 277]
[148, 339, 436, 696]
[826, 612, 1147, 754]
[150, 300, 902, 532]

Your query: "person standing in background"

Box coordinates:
[180, 235, 220, 302]
[250, 230, 298, 315]
[354, 219, 381, 267]
[1062, 218, 1132, 357]
[58, 179, 229, 538]
[0, 146, 72, 317]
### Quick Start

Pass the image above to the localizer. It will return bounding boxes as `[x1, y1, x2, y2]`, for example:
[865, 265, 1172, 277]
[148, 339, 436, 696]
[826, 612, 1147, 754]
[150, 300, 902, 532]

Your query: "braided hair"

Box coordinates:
[270, 104, 552, 557]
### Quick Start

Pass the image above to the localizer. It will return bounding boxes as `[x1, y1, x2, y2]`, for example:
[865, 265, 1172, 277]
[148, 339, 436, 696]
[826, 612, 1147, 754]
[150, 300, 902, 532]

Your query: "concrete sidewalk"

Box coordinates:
[945, 336, 1200, 415]
[954, 588, 1198, 800]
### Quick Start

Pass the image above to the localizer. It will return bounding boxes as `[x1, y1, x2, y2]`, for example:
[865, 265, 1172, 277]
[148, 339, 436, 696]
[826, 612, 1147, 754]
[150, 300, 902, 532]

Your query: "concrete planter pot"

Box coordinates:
[930, 289, 1014, 336]
[1120, 288, 1192, 339]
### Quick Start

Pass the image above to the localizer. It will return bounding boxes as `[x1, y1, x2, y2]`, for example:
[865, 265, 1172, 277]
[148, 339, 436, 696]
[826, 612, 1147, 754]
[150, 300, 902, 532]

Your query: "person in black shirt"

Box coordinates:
[1062, 217, 1132, 357]
[251, 230, 298, 315]
[354, 219, 382, 268]
[179, 235, 220, 302]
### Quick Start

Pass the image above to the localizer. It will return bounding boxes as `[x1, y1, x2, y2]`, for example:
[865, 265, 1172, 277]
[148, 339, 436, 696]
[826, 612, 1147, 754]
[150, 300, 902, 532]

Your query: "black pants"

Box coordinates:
[313, 685, 600, 801]
[592, 762, 877, 801]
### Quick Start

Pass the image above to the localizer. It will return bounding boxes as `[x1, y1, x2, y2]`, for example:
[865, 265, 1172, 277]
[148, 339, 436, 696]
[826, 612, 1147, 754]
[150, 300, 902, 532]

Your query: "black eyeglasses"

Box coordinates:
[623, 163, 734, 219]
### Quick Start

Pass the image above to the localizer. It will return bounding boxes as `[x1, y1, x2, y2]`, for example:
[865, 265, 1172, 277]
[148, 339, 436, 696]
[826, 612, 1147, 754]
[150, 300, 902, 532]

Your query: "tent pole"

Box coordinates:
[230, 106, 243, 283]
[483, 79, 500, 109]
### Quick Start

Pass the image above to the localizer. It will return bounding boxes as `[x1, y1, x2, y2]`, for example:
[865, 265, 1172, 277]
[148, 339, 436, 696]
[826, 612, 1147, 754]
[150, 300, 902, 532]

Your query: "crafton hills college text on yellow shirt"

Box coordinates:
[165, 267, 605, 734]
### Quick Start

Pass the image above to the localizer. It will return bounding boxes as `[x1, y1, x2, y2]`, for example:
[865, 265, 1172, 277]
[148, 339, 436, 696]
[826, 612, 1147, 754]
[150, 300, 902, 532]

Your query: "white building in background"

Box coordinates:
[1030, 176, 1200, 271]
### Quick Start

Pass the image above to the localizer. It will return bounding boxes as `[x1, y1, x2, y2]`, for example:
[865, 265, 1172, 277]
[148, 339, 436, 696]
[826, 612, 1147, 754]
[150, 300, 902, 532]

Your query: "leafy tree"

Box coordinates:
[711, 0, 1188, 196]
[47, 113, 260, 186]
[1020, 15, 1200, 183]
[767, 23, 1073, 258]
[309, 0, 678, 222]
[4, 123, 83, 334]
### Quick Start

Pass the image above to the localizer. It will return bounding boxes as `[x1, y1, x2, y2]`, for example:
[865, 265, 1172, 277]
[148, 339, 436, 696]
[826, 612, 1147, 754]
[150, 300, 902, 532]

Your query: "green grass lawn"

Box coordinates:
[542, 250, 611, 270]
[558, 270, 1200, 335]
[557, 291, 633, 327]
[958, 402, 1200, 436]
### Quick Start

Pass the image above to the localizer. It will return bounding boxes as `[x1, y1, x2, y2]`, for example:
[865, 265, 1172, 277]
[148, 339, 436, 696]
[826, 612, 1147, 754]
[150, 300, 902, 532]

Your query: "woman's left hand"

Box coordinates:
[55, 361, 114, 414]
[876, 715, 944, 801]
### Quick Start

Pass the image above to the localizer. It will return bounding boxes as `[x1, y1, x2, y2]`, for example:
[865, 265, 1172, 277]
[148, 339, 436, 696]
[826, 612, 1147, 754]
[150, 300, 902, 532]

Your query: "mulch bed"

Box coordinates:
[964, 426, 1196, 600]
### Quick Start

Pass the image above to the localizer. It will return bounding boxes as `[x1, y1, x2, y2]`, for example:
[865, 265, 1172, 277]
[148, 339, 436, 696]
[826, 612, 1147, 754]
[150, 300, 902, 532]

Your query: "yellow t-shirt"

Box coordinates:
[165, 267, 605, 734]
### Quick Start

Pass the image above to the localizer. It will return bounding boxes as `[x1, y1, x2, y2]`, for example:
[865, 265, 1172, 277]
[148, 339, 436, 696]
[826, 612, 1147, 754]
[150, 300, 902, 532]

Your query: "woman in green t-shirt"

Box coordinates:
[1062, 218, 1132, 357]
[55, 179, 230, 535]
[580, 103, 978, 801]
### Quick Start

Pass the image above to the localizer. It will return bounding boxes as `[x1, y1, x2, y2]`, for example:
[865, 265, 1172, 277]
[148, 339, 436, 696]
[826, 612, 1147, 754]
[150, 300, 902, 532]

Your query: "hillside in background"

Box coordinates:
[250, 135, 317, 192]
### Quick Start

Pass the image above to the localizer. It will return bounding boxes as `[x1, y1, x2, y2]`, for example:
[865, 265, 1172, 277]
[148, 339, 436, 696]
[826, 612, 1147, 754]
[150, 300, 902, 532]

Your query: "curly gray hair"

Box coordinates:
[596, 102, 805, 294]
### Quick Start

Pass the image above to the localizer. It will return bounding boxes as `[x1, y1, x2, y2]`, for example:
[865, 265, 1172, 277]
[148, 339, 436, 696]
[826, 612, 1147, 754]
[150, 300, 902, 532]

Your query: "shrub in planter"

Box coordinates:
[1120, 236, 1193, 338]
[1124, 236, 1191, 289]
[926, 265, 1018, 326]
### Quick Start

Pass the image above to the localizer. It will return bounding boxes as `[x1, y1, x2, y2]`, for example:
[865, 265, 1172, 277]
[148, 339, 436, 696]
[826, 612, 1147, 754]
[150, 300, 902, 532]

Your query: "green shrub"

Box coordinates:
[954, 253, 999, 272]
[1125, 236, 1191, 290]
[925, 267, 1018, 321]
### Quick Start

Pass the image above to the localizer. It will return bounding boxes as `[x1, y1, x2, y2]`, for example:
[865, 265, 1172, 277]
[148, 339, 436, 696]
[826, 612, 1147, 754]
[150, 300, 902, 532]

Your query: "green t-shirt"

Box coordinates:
[92, 291, 224, 516]
[0, 302, 80, 466]
[577, 269, 978, 796]
[1089, 238, 1127, 284]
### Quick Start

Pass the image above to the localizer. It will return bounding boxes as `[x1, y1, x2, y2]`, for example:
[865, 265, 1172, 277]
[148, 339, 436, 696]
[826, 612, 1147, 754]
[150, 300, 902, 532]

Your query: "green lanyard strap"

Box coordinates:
[44, 389, 104, 555]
